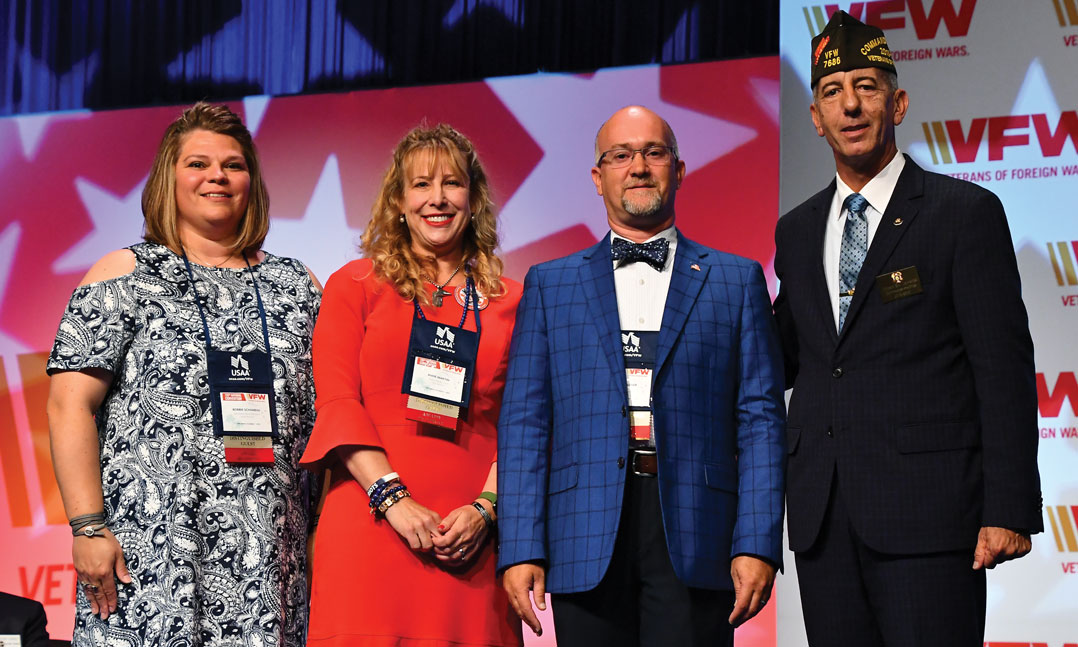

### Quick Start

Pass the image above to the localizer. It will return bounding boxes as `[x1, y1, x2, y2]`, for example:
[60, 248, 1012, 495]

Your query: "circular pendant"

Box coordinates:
[454, 285, 489, 310]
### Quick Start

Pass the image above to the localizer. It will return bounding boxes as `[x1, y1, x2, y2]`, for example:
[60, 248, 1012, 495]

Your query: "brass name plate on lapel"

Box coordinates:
[875, 266, 923, 303]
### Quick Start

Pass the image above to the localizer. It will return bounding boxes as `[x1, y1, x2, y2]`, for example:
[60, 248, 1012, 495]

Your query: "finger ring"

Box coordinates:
[83, 583, 100, 593]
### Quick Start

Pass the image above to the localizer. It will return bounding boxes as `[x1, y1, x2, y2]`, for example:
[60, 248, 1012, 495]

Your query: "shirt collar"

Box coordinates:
[833, 150, 906, 218]
[609, 225, 678, 246]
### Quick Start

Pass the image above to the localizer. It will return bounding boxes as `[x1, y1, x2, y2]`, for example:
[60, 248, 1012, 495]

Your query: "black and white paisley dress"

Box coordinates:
[47, 242, 321, 647]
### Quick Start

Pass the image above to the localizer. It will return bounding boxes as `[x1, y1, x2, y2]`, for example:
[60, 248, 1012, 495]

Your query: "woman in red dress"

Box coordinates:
[301, 124, 523, 646]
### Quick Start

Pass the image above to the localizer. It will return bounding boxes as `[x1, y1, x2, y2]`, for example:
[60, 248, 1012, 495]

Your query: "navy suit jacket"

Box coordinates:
[773, 156, 1042, 554]
[497, 231, 786, 593]
[0, 591, 51, 647]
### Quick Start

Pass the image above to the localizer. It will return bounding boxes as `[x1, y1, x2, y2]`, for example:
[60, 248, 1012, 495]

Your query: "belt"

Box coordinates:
[629, 448, 657, 477]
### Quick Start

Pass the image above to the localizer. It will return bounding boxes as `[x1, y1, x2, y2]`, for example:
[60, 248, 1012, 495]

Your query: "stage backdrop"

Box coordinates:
[778, 1, 1078, 646]
[0, 57, 781, 644]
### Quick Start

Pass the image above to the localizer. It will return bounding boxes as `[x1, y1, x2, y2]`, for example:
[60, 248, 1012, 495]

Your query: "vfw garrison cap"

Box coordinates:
[810, 10, 897, 87]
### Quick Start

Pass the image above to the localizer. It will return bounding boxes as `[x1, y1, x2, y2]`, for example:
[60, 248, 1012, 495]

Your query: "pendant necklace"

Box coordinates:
[187, 248, 236, 268]
[425, 260, 465, 307]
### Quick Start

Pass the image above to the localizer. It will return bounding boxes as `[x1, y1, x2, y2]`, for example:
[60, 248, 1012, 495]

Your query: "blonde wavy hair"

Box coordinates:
[362, 123, 505, 305]
[141, 102, 269, 256]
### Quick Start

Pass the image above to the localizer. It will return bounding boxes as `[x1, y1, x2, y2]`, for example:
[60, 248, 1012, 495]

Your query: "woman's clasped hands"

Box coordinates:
[383, 497, 492, 567]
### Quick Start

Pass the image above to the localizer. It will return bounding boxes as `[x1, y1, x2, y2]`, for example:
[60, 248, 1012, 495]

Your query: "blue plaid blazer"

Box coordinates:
[497, 231, 786, 593]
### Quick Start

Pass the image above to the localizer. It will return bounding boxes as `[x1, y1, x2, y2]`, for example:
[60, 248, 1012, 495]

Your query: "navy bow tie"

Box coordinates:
[611, 236, 669, 271]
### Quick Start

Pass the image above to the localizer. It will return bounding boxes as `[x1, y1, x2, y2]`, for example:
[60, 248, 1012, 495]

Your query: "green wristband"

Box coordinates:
[477, 491, 497, 515]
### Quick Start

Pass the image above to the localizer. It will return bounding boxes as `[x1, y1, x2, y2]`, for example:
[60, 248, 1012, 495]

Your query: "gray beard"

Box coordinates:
[622, 191, 663, 218]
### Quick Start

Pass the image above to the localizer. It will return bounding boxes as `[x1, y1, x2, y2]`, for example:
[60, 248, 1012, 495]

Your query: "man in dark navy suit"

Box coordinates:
[0, 591, 53, 647]
[773, 11, 1042, 647]
[497, 105, 786, 647]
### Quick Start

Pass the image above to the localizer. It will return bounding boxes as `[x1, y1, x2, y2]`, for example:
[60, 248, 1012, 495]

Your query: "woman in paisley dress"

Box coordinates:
[45, 102, 322, 647]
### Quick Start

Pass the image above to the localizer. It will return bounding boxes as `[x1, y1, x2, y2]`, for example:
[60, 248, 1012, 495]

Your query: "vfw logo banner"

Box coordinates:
[800, 0, 978, 39]
[1037, 372, 1078, 419]
[1045, 505, 1078, 552]
[1045, 505, 1078, 578]
[920, 111, 1078, 164]
[1054, 0, 1078, 27]
[1048, 241, 1078, 287]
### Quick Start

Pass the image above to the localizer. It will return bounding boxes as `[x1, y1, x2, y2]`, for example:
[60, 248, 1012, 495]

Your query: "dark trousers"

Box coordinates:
[795, 475, 986, 647]
[551, 472, 734, 647]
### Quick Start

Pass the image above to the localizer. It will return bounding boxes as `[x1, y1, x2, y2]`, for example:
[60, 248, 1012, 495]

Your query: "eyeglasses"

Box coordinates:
[597, 146, 677, 168]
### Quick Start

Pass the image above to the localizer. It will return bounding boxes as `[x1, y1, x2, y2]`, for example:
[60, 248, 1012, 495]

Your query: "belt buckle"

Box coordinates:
[631, 448, 657, 478]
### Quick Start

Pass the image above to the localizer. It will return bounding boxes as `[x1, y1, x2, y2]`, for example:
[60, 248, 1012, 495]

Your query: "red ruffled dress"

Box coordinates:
[301, 259, 523, 647]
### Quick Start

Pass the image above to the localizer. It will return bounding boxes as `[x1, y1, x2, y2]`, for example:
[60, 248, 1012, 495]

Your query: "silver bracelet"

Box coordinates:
[472, 501, 494, 529]
[73, 522, 108, 538]
[68, 512, 106, 528]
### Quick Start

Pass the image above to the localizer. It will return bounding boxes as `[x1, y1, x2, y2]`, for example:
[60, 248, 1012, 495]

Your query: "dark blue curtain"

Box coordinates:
[0, 0, 779, 117]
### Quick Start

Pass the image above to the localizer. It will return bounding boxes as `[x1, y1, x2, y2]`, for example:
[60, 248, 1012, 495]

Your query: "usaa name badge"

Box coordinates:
[402, 319, 479, 430]
[622, 330, 658, 445]
[207, 349, 278, 464]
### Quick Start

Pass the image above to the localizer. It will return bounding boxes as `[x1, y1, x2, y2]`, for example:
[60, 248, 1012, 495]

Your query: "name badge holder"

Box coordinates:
[622, 330, 658, 447]
[182, 252, 279, 465]
[401, 275, 481, 430]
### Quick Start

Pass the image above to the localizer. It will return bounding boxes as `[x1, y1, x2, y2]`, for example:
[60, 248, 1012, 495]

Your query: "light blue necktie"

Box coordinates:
[838, 193, 869, 331]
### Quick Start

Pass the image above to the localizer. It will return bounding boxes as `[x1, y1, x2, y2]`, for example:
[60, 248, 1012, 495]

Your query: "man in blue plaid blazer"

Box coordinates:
[497, 106, 786, 646]
[773, 12, 1041, 647]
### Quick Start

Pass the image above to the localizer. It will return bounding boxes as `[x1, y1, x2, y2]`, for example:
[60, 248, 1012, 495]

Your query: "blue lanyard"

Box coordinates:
[180, 251, 273, 356]
[413, 274, 481, 336]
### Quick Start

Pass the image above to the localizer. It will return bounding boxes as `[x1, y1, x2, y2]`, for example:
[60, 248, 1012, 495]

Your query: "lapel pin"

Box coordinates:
[893, 217, 903, 226]
[690, 263, 701, 272]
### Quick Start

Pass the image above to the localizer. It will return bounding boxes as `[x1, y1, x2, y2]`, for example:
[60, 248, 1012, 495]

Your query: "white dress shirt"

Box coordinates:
[612, 226, 678, 332]
[823, 151, 906, 330]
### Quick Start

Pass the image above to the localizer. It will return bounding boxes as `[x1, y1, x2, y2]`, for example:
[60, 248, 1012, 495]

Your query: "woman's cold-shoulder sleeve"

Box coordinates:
[46, 277, 136, 376]
[300, 263, 383, 471]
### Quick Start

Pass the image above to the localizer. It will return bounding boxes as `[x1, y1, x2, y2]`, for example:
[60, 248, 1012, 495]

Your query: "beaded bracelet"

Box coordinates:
[367, 477, 401, 508]
[378, 487, 410, 513]
[370, 476, 401, 502]
[369, 483, 407, 513]
[377, 483, 407, 505]
[375, 488, 412, 516]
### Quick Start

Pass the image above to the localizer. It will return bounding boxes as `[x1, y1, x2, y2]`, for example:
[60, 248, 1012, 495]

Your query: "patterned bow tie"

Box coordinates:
[611, 236, 670, 271]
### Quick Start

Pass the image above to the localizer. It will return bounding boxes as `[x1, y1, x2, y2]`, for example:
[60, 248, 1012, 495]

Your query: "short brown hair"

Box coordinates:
[141, 102, 269, 255]
[361, 123, 504, 305]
